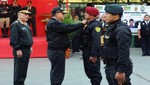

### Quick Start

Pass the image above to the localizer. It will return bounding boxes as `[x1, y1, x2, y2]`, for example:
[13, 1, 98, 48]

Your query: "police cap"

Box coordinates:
[52, 7, 67, 16]
[105, 4, 123, 15]
[18, 6, 31, 14]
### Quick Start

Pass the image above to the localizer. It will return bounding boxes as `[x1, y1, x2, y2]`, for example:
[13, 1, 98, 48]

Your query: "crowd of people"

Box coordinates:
[7, 0, 150, 84]
[0, 0, 36, 38]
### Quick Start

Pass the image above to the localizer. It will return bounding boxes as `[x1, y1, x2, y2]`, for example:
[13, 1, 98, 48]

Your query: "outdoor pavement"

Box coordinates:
[0, 48, 150, 85]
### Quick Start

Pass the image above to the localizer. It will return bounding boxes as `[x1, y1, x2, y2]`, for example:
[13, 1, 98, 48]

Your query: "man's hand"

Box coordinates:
[115, 72, 126, 85]
[30, 47, 33, 53]
[82, 20, 87, 25]
[138, 35, 141, 39]
[89, 56, 97, 63]
[16, 50, 23, 58]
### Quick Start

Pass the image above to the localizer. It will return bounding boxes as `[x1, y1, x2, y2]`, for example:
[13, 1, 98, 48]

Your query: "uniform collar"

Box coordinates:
[87, 19, 97, 25]
[52, 17, 62, 22]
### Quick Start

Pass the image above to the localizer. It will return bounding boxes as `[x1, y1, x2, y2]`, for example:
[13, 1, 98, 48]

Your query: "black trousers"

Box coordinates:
[13, 48, 31, 85]
[71, 35, 80, 52]
[82, 49, 102, 85]
[105, 65, 132, 85]
[141, 37, 150, 55]
[47, 49, 65, 85]
[27, 17, 36, 36]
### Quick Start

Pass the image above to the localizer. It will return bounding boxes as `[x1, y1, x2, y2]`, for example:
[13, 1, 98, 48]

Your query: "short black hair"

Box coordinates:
[27, 1, 32, 4]
[144, 14, 149, 17]
[129, 19, 134, 22]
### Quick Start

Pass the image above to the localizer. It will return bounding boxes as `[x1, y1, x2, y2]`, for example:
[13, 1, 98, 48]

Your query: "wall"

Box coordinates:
[0, 0, 58, 36]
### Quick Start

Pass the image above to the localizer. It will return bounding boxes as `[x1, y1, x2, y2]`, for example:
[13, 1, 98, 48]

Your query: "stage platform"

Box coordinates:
[0, 37, 47, 58]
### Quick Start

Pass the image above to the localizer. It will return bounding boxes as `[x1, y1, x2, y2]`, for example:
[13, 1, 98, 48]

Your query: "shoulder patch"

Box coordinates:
[95, 27, 101, 32]
[10, 20, 19, 27]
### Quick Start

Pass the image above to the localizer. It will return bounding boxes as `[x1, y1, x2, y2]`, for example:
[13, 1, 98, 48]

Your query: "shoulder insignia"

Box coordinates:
[10, 20, 19, 27]
[95, 27, 101, 32]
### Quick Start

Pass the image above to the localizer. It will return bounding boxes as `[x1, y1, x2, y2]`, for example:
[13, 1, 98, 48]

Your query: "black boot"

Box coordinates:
[1, 28, 5, 38]
[5, 28, 9, 37]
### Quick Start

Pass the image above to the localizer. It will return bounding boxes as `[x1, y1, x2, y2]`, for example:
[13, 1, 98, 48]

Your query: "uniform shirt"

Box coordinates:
[10, 19, 33, 50]
[0, 4, 11, 18]
[138, 21, 149, 30]
[81, 19, 101, 57]
[10, 4, 21, 16]
[104, 19, 132, 73]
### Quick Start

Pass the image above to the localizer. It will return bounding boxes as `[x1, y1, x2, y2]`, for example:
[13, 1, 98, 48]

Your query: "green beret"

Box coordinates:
[105, 4, 123, 14]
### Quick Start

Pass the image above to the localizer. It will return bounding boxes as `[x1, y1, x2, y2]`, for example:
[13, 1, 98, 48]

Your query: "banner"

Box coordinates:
[95, 5, 150, 24]
[95, 5, 150, 34]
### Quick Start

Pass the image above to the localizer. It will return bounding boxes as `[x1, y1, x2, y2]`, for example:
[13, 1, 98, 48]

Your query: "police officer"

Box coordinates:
[99, 14, 109, 47]
[138, 14, 150, 56]
[81, 6, 102, 85]
[27, 1, 37, 36]
[10, 7, 33, 85]
[0, 0, 11, 37]
[103, 4, 133, 85]
[10, 0, 21, 24]
[46, 6, 86, 85]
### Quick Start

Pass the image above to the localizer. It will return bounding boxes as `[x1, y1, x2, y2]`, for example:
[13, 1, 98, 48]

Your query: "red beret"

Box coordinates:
[85, 6, 100, 16]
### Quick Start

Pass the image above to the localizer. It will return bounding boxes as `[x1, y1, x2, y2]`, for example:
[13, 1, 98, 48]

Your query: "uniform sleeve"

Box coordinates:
[10, 23, 20, 50]
[91, 26, 101, 57]
[48, 21, 84, 33]
[115, 27, 131, 73]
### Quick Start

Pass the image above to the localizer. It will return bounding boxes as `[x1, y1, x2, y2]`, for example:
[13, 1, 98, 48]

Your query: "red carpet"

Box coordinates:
[0, 37, 47, 58]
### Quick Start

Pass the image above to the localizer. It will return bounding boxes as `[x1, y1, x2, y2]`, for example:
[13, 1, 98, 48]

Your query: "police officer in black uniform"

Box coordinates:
[0, 0, 11, 37]
[138, 14, 150, 56]
[46, 6, 86, 85]
[99, 14, 109, 47]
[10, 7, 33, 85]
[27, 1, 37, 36]
[81, 6, 102, 85]
[10, 0, 21, 24]
[102, 4, 133, 85]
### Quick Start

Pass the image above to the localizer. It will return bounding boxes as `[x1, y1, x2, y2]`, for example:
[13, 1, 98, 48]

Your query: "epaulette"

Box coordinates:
[10, 20, 19, 27]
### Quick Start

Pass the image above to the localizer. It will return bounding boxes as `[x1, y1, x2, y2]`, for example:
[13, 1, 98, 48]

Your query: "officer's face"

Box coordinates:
[144, 16, 150, 21]
[55, 12, 64, 21]
[27, 2, 32, 6]
[18, 13, 29, 22]
[105, 12, 119, 23]
[101, 14, 106, 21]
[84, 12, 92, 21]
[13, 0, 18, 3]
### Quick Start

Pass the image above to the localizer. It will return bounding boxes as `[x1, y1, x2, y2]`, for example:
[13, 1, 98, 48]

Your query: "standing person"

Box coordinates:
[0, 0, 11, 37]
[81, 6, 102, 85]
[102, 4, 133, 85]
[27, 0, 37, 36]
[99, 14, 109, 47]
[10, 7, 33, 85]
[138, 14, 150, 56]
[10, 0, 21, 25]
[46, 6, 86, 85]
[71, 15, 81, 54]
